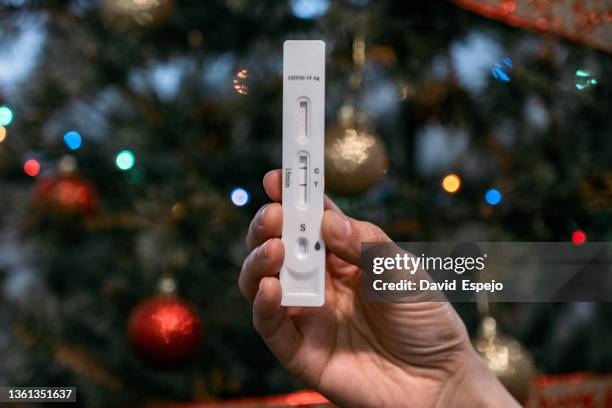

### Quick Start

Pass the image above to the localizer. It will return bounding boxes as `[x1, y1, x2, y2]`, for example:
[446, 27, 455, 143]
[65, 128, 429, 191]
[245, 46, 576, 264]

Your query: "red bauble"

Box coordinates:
[128, 296, 203, 367]
[34, 174, 99, 215]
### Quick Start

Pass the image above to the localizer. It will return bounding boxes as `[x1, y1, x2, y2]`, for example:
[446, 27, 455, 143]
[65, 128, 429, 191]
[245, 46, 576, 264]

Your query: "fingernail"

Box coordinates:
[257, 241, 270, 259]
[332, 212, 351, 238]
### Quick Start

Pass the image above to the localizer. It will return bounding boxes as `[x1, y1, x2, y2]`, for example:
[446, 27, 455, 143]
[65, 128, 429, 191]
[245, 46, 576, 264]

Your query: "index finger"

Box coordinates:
[262, 169, 344, 213]
[263, 170, 282, 202]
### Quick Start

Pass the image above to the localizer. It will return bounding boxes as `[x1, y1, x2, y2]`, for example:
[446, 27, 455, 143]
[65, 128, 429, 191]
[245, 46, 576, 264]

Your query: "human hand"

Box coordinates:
[239, 170, 519, 408]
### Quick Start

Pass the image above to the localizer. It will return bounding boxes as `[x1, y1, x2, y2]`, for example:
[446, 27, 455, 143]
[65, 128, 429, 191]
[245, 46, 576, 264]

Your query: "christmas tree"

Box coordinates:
[0, 0, 610, 406]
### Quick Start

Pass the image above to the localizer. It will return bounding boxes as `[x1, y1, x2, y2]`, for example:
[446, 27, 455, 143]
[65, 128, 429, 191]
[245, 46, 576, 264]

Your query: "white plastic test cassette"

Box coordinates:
[280, 40, 326, 307]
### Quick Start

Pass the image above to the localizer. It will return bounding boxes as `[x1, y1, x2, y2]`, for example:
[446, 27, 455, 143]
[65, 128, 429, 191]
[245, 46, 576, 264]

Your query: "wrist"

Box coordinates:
[438, 349, 520, 408]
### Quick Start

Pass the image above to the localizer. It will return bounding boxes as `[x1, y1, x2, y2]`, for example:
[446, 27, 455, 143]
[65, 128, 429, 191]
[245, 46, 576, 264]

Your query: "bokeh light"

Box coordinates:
[63, 131, 82, 150]
[230, 187, 250, 206]
[116, 150, 135, 170]
[0, 106, 13, 126]
[491, 57, 512, 83]
[290, 0, 330, 19]
[58, 155, 77, 173]
[24, 159, 40, 177]
[575, 69, 598, 90]
[571, 230, 587, 245]
[485, 188, 502, 205]
[0, 125, 6, 143]
[442, 173, 461, 193]
[233, 69, 249, 95]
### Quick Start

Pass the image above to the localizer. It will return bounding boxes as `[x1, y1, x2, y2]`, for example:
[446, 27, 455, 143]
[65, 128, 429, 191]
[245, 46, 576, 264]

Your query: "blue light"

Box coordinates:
[290, 0, 330, 19]
[491, 64, 510, 82]
[485, 188, 502, 206]
[230, 187, 250, 207]
[491, 57, 512, 83]
[63, 131, 82, 150]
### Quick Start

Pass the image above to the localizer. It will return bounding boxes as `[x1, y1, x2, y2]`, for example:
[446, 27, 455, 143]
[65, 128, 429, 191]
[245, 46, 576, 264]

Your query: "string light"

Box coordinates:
[233, 69, 249, 95]
[491, 57, 512, 83]
[24, 159, 41, 177]
[63, 131, 82, 150]
[485, 188, 502, 205]
[575, 69, 598, 90]
[230, 187, 250, 206]
[0, 106, 13, 126]
[0, 125, 6, 143]
[58, 155, 77, 174]
[115, 150, 135, 170]
[442, 174, 461, 193]
[571, 230, 587, 245]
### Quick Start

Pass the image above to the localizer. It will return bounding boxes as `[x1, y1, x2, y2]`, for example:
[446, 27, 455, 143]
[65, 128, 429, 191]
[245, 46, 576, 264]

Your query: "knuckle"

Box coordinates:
[361, 220, 388, 242]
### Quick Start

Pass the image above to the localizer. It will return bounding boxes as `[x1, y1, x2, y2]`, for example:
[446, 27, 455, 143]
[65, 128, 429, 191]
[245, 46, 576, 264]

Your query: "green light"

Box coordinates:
[575, 69, 598, 90]
[0, 106, 13, 126]
[575, 70, 588, 77]
[115, 150, 135, 170]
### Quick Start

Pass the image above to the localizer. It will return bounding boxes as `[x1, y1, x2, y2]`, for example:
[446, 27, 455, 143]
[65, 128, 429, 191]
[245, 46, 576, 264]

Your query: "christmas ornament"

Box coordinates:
[325, 34, 388, 196]
[34, 173, 99, 216]
[325, 120, 388, 195]
[127, 294, 202, 367]
[474, 316, 536, 403]
[451, 0, 612, 53]
[102, 0, 173, 30]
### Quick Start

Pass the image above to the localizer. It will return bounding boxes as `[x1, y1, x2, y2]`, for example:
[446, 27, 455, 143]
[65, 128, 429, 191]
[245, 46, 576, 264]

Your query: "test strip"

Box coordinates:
[298, 154, 308, 206]
[280, 40, 326, 307]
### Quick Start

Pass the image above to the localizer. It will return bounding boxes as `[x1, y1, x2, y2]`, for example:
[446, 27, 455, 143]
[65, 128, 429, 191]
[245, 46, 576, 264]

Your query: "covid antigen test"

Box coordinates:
[280, 40, 326, 307]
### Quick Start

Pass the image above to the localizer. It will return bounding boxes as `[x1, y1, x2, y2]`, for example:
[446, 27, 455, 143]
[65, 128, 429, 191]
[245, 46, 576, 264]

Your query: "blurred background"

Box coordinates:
[0, 0, 611, 406]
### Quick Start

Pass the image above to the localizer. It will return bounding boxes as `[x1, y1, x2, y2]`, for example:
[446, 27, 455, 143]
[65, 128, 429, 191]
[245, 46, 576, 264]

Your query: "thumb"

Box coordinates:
[322, 210, 391, 267]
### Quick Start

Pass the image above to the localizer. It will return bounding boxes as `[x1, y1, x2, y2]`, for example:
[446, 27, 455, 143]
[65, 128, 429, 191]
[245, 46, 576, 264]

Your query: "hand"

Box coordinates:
[239, 170, 519, 408]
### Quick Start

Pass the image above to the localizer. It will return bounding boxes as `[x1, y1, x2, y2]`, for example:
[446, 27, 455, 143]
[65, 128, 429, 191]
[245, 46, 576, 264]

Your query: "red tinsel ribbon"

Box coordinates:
[141, 390, 331, 408]
[450, 0, 612, 53]
[527, 373, 612, 407]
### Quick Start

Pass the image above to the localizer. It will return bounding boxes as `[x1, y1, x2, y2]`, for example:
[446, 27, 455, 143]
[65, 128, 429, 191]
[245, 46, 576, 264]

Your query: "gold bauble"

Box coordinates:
[102, 0, 173, 29]
[473, 316, 536, 403]
[325, 124, 388, 195]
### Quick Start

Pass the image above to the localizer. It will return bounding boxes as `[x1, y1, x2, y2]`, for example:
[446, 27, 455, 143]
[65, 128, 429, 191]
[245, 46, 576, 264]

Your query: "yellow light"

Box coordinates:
[442, 174, 461, 193]
[0, 125, 5, 143]
[233, 69, 248, 94]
